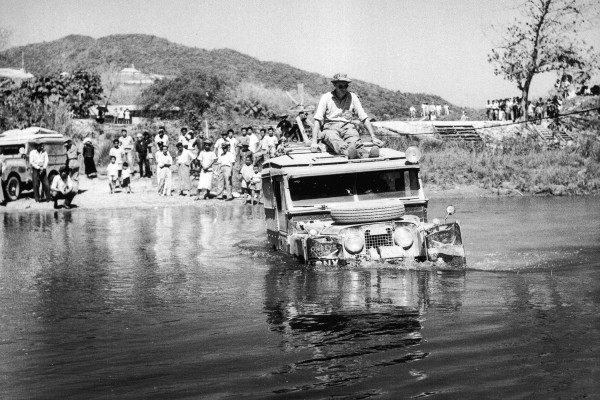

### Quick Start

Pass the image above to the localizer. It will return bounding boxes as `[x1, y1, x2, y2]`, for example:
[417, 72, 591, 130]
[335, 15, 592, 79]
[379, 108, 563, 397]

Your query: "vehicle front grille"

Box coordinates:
[364, 228, 394, 249]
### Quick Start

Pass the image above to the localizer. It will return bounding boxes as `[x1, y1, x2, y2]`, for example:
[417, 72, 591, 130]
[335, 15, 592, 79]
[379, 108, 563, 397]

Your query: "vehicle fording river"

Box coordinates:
[261, 142, 466, 267]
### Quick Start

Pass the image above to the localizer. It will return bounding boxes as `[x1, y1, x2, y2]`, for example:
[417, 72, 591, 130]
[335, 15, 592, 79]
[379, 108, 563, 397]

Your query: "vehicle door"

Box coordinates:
[1, 144, 28, 183]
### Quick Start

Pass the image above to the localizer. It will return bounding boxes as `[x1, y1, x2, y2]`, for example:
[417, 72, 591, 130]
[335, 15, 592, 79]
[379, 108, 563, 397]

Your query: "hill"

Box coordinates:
[0, 34, 454, 119]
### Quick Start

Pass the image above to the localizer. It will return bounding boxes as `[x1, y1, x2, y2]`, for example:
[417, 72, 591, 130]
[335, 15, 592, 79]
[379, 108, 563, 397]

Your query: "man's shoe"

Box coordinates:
[369, 146, 380, 158]
[346, 145, 359, 160]
[53, 202, 60, 209]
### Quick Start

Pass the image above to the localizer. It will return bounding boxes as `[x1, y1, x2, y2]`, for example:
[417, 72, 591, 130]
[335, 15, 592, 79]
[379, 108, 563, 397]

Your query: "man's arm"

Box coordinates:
[353, 94, 383, 147]
[311, 120, 322, 152]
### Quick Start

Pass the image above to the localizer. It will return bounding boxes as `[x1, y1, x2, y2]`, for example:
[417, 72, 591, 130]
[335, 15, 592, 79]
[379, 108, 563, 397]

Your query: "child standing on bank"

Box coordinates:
[240, 157, 254, 203]
[250, 165, 262, 204]
[121, 162, 133, 194]
[107, 156, 119, 193]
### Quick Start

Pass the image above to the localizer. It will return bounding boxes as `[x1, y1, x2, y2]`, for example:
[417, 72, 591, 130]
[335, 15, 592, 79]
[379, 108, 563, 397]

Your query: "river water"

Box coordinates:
[0, 197, 598, 399]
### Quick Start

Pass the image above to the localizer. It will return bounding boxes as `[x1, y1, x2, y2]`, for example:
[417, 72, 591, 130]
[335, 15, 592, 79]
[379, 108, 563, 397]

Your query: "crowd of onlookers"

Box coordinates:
[100, 123, 299, 204]
[485, 96, 563, 123]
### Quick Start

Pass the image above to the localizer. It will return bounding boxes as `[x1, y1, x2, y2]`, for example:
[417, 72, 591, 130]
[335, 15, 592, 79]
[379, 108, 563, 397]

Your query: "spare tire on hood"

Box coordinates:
[329, 200, 405, 224]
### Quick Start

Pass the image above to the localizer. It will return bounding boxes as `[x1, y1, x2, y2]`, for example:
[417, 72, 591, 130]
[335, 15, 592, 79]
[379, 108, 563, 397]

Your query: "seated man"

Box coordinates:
[51, 166, 76, 209]
[311, 73, 383, 159]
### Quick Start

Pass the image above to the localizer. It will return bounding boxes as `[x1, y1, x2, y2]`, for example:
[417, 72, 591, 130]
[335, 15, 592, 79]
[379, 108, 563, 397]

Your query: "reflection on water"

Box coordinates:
[0, 197, 598, 399]
[264, 267, 465, 393]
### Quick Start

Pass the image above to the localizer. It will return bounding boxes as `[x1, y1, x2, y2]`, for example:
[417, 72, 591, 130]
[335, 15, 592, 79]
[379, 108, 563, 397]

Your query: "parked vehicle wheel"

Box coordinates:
[5, 175, 21, 201]
[330, 200, 405, 224]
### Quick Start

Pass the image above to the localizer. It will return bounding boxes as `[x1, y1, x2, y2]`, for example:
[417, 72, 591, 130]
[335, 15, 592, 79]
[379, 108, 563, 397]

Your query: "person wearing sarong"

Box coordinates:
[156, 145, 173, 196]
[196, 140, 217, 200]
[175, 142, 193, 196]
[82, 139, 97, 178]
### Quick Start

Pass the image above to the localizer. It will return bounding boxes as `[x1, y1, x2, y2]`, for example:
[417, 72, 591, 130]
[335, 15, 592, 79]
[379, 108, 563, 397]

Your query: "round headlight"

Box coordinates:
[405, 146, 422, 163]
[432, 218, 441, 225]
[394, 227, 414, 249]
[344, 234, 364, 254]
[309, 229, 318, 236]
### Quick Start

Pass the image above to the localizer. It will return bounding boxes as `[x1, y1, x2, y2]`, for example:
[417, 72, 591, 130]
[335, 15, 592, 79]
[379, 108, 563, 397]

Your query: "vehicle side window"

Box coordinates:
[0, 146, 23, 156]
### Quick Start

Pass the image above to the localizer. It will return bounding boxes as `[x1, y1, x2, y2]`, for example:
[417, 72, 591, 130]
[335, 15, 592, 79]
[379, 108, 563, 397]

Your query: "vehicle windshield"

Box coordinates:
[289, 169, 421, 206]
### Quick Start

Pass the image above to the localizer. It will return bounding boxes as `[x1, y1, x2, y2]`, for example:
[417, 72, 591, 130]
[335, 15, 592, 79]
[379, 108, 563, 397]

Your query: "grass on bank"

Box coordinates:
[386, 131, 600, 195]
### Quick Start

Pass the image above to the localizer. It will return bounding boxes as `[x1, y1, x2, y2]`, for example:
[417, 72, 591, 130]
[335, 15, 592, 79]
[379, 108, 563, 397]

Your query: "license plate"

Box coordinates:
[378, 246, 405, 259]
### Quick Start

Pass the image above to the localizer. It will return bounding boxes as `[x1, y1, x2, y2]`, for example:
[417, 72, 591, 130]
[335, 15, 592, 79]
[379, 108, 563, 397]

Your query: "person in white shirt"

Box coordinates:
[156, 145, 173, 196]
[50, 166, 76, 209]
[175, 142, 193, 196]
[247, 127, 261, 166]
[196, 140, 217, 200]
[106, 156, 119, 193]
[312, 73, 383, 159]
[264, 128, 278, 159]
[444, 104, 450, 116]
[108, 139, 124, 186]
[420, 103, 426, 118]
[118, 129, 134, 175]
[409, 106, 416, 119]
[436, 104, 442, 117]
[226, 129, 239, 159]
[29, 142, 50, 202]
[215, 142, 235, 200]
[212, 131, 228, 196]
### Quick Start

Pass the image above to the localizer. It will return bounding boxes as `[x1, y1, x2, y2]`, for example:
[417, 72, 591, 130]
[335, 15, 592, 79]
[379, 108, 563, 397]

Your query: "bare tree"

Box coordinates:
[488, 0, 599, 119]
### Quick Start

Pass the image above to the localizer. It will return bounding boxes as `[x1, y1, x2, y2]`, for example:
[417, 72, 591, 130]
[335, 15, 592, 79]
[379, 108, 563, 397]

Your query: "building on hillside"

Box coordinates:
[118, 64, 164, 85]
[0, 68, 34, 88]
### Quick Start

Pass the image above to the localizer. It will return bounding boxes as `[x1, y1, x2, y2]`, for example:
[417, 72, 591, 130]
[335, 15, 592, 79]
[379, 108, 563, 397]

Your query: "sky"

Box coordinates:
[1, 0, 598, 107]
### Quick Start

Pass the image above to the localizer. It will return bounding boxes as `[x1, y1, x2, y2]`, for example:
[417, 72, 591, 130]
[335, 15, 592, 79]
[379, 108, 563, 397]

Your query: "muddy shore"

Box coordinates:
[0, 172, 566, 214]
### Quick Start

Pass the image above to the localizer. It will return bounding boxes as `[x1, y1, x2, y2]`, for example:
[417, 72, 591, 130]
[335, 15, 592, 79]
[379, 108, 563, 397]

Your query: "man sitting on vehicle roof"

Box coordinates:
[311, 73, 383, 159]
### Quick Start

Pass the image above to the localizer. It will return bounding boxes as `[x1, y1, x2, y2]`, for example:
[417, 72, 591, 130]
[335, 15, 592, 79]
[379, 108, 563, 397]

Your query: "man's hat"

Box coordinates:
[331, 73, 352, 83]
[220, 131, 228, 135]
[202, 139, 212, 145]
[63, 138, 72, 143]
[59, 166, 68, 174]
[158, 126, 165, 131]
[176, 142, 184, 147]
[221, 142, 230, 148]
[136, 133, 143, 138]
[279, 113, 288, 118]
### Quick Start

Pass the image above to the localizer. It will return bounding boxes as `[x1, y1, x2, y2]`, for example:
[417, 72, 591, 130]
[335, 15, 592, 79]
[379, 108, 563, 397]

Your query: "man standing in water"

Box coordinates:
[311, 73, 383, 159]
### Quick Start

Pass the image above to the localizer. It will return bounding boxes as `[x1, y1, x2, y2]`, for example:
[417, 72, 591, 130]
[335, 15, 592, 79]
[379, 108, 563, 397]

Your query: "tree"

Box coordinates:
[488, 0, 600, 119]
[139, 69, 230, 117]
